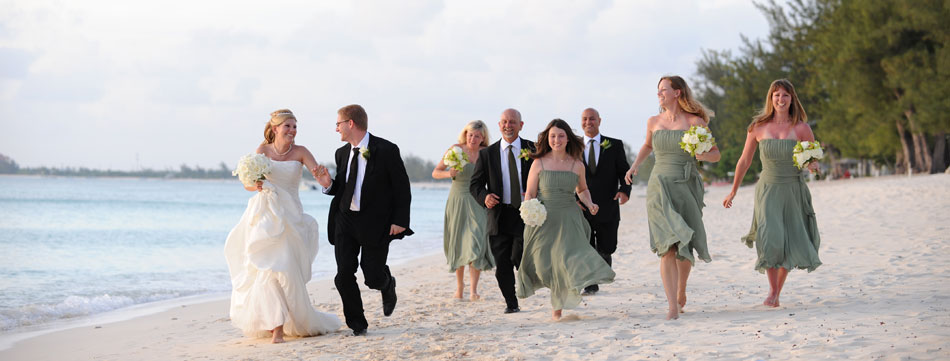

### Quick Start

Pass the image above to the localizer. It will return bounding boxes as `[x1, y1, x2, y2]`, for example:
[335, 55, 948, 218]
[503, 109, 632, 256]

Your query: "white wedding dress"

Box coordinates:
[224, 160, 341, 337]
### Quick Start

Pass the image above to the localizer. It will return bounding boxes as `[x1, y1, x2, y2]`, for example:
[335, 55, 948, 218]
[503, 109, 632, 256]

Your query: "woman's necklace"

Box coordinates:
[273, 143, 293, 156]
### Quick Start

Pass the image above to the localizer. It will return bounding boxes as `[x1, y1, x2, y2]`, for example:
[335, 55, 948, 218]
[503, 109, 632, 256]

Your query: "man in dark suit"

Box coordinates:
[579, 108, 631, 295]
[470, 108, 535, 314]
[313, 104, 412, 336]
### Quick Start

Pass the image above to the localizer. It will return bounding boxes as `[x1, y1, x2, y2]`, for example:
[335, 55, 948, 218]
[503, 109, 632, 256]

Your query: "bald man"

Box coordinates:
[579, 108, 631, 295]
[470, 108, 536, 314]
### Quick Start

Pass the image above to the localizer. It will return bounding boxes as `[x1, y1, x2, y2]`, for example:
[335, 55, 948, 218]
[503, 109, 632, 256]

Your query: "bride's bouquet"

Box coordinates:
[519, 198, 547, 227]
[793, 140, 824, 169]
[679, 125, 716, 156]
[442, 146, 469, 172]
[232, 153, 273, 187]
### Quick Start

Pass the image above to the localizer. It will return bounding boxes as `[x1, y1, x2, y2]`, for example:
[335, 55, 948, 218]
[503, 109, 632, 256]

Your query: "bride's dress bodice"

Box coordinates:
[264, 160, 305, 215]
[224, 159, 341, 337]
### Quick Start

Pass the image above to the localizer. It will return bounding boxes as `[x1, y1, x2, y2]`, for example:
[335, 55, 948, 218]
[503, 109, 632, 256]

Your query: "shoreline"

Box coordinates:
[2, 174, 948, 360]
[0, 250, 444, 352]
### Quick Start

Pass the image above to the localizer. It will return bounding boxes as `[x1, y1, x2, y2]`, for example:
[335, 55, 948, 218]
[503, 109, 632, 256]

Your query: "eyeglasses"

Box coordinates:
[335, 120, 351, 127]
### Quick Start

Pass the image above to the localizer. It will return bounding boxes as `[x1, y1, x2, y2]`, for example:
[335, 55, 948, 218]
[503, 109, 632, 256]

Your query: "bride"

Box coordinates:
[224, 109, 341, 343]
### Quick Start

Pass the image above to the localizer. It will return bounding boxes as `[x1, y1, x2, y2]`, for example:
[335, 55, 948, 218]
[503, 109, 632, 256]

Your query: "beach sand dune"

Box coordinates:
[2, 174, 948, 360]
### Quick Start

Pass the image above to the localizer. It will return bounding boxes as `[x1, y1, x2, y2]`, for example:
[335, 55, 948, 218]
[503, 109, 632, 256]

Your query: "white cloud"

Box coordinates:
[0, 0, 769, 170]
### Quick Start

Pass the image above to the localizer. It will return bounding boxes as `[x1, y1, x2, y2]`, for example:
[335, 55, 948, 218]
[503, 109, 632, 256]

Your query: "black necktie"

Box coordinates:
[588, 139, 597, 175]
[507, 145, 521, 209]
[340, 147, 360, 212]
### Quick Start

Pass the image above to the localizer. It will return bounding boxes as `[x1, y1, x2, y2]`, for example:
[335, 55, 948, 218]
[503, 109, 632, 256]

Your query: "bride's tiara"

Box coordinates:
[274, 111, 293, 116]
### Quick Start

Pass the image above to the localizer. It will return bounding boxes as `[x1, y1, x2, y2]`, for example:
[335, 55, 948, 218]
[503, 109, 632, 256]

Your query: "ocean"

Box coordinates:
[0, 175, 448, 337]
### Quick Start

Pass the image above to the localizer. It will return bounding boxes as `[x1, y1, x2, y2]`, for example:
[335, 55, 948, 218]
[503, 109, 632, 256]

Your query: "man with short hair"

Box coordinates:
[579, 107, 631, 295]
[470, 108, 535, 314]
[314, 104, 413, 336]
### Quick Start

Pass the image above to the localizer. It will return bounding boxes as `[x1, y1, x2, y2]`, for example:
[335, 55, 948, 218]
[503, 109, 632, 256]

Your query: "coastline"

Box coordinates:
[2, 174, 948, 360]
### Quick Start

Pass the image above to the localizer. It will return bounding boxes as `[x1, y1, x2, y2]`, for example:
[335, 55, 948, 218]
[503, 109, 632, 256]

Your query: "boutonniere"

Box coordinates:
[360, 148, 371, 159]
[518, 148, 531, 161]
[600, 139, 612, 150]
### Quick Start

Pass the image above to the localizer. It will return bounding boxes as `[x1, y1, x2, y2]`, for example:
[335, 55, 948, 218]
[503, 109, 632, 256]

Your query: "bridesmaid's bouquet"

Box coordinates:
[793, 141, 824, 169]
[519, 198, 547, 227]
[442, 146, 469, 172]
[233, 153, 273, 187]
[679, 126, 716, 156]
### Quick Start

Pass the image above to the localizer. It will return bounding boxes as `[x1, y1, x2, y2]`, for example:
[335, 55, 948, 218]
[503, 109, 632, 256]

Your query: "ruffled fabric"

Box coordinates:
[224, 160, 341, 337]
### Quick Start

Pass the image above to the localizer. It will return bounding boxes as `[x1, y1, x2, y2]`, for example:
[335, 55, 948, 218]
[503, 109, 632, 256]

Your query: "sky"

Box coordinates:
[0, 0, 770, 171]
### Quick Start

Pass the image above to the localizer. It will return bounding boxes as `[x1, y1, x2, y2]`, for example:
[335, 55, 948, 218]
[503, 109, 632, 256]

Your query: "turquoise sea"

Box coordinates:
[0, 175, 447, 336]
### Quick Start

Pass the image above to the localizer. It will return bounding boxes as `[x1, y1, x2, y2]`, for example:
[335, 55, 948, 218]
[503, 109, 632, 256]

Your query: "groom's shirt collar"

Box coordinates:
[352, 132, 370, 150]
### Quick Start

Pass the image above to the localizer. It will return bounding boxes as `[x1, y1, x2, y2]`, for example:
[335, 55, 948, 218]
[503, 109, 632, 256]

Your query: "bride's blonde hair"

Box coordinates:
[262, 109, 296, 145]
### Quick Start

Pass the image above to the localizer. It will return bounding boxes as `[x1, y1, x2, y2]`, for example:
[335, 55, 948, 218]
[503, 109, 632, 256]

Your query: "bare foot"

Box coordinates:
[678, 294, 686, 313]
[763, 293, 776, 306]
[552, 309, 562, 321]
[271, 326, 285, 344]
[469, 293, 481, 301]
[769, 296, 780, 308]
[666, 308, 679, 320]
[453, 289, 463, 299]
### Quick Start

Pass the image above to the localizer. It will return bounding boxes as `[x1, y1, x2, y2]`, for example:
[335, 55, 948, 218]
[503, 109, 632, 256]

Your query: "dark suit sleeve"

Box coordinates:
[388, 143, 412, 228]
[614, 139, 632, 196]
[326, 147, 346, 196]
[470, 148, 490, 208]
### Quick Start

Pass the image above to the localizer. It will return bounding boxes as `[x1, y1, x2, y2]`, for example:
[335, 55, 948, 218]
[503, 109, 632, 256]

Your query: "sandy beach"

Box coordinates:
[2, 174, 948, 360]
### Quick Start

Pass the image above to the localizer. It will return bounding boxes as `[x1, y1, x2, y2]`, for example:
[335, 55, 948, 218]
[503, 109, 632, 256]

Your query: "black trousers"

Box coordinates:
[334, 210, 393, 331]
[490, 206, 524, 309]
[585, 219, 618, 291]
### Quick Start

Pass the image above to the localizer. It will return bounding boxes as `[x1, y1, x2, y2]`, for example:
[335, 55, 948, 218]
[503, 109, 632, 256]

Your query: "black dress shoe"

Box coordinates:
[382, 276, 397, 317]
[504, 306, 520, 314]
[352, 329, 367, 336]
[582, 285, 599, 296]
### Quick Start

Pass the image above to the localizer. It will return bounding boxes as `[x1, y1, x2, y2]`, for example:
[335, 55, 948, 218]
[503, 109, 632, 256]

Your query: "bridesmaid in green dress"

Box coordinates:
[518, 119, 615, 321]
[432, 121, 495, 301]
[723, 79, 821, 308]
[625, 76, 721, 320]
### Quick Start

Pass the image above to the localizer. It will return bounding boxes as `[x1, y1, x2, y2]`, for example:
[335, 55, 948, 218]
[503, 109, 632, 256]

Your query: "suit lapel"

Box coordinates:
[362, 134, 376, 189]
[596, 136, 608, 174]
[520, 138, 532, 185]
[489, 141, 502, 186]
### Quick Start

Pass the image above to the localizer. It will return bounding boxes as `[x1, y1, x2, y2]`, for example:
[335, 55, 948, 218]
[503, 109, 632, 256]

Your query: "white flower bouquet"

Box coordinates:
[679, 125, 716, 156]
[519, 198, 547, 227]
[793, 140, 824, 169]
[442, 146, 469, 172]
[232, 153, 273, 187]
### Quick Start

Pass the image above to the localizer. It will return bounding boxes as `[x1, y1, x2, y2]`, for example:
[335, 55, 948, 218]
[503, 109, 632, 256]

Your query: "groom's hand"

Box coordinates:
[389, 224, 406, 236]
[484, 193, 500, 209]
[312, 165, 332, 188]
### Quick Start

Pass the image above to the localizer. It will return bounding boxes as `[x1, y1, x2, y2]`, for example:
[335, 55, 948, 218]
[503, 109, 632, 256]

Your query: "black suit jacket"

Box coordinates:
[326, 134, 412, 246]
[583, 135, 631, 222]
[470, 138, 536, 236]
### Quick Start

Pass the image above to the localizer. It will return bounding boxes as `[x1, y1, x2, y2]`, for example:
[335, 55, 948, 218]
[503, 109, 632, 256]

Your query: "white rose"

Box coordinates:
[688, 134, 700, 144]
[696, 126, 708, 136]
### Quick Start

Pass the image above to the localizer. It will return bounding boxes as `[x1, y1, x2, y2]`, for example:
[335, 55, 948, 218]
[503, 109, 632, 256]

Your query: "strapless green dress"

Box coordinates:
[742, 139, 821, 272]
[443, 163, 495, 272]
[517, 169, 615, 310]
[646, 130, 711, 264]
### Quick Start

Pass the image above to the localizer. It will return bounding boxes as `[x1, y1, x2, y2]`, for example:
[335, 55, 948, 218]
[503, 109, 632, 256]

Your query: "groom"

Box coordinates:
[313, 104, 412, 336]
[470, 108, 535, 314]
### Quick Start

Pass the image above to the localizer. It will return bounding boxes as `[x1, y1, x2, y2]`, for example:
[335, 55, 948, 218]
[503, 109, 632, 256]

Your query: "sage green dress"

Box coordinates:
[742, 139, 821, 273]
[443, 162, 495, 272]
[517, 167, 616, 310]
[646, 129, 711, 264]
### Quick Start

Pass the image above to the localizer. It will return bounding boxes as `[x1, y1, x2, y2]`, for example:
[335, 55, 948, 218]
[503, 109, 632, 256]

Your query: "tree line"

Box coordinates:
[0, 153, 442, 183]
[694, 0, 949, 181]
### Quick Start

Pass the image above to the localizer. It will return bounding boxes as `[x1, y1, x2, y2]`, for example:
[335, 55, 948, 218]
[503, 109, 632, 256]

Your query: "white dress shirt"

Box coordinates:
[324, 132, 370, 211]
[583, 133, 602, 167]
[500, 137, 523, 205]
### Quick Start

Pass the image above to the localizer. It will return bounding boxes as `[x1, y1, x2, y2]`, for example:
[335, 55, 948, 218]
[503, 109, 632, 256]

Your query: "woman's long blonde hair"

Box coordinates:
[457, 120, 491, 147]
[262, 109, 296, 145]
[659, 75, 713, 123]
[748, 79, 807, 132]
